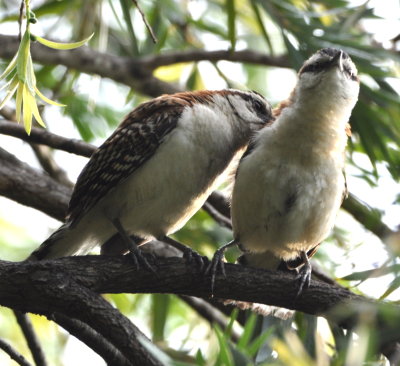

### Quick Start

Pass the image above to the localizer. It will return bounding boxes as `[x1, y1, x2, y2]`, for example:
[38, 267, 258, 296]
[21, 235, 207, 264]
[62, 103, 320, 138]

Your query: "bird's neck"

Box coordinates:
[270, 88, 353, 161]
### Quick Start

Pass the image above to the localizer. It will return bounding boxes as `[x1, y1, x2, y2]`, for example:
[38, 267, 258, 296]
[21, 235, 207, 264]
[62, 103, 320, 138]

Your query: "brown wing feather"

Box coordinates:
[67, 96, 189, 225]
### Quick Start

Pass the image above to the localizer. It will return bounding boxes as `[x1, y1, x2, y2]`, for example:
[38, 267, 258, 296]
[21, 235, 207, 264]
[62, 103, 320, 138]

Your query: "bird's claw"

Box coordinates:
[295, 263, 312, 299]
[128, 247, 156, 273]
[183, 248, 209, 271]
[205, 247, 227, 296]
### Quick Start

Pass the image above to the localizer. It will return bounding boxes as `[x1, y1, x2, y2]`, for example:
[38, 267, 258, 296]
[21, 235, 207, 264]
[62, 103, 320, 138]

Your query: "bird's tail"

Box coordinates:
[26, 222, 86, 261]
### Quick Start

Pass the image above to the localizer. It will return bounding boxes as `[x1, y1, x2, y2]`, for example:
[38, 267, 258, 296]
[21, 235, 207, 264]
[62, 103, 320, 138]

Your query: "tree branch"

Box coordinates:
[0, 34, 181, 98]
[0, 34, 292, 100]
[0, 120, 96, 158]
[0, 147, 71, 221]
[1, 260, 163, 366]
[139, 49, 290, 69]
[51, 313, 133, 366]
[0, 338, 32, 366]
[0, 256, 399, 350]
[14, 311, 47, 366]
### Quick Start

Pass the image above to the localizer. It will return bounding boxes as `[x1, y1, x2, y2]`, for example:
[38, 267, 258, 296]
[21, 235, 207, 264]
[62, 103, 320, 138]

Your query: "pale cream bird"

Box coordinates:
[209, 48, 360, 308]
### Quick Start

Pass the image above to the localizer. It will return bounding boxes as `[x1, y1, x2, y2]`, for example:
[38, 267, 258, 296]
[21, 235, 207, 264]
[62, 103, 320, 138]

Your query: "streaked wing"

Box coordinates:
[67, 97, 188, 224]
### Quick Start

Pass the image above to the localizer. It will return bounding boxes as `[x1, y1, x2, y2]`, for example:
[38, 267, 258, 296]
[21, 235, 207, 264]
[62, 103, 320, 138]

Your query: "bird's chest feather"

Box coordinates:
[232, 149, 345, 257]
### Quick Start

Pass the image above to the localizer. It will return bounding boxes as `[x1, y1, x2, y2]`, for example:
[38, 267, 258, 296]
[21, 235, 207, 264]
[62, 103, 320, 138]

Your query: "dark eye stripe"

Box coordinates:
[300, 61, 331, 74]
[301, 61, 358, 81]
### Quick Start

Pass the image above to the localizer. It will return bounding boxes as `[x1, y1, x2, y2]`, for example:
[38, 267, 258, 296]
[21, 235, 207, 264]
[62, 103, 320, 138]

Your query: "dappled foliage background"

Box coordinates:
[0, 0, 399, 365]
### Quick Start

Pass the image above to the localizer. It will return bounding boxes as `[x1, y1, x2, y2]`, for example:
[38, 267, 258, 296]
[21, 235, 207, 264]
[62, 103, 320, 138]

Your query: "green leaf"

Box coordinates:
[151, 294, 170, 343]
[0, 54, 18, 81]
[0, 77, 18, 110]
[341, 264, 400, 281]
[249, 1, 274, 55]
[22, 83, 34, 135]
[237, 312, 257, 349]
[380, 276, 400, 300]
[16, 30, 31, 83]
[214, 325, 234, 366]
[34, 33, 94, 50]
[119, 0, 139, 55]
[226, 0, 236, 51]
[247, 326, 275, 357]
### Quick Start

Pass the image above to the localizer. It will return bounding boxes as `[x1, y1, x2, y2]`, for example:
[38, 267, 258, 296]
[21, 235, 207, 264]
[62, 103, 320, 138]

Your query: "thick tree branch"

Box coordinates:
[0, 256, 399, 350]
[1, 260, 162, 366]
[0, 147, 70, 221]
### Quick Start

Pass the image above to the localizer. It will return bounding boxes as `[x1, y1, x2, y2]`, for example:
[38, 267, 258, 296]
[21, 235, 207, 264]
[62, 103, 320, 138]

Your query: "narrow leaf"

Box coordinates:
[16, 30, 31, 83]
[226, 0, 236, 50]
[31, 98, 46, 128]
[0, 53, 18, 81]
[22, 84, 33, 135]
[237, 312, 257, 349]
[0, 78, 18, 109]
[15, 81, 23, 122]
[34, 33, 94, 50]
[379, 276, 400, 300]
[35, 86, 66, 106]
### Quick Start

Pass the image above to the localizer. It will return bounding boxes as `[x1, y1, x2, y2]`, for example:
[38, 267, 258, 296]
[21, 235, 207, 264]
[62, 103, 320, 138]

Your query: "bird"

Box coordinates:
[28, 89, 273, 265]
[208, 48, 360, 300]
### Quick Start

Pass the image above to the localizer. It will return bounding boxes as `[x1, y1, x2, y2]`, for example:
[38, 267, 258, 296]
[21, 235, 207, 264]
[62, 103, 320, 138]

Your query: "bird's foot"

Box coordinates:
[182, 247, 209, 271]
[205, 239, 238, 296]
[294, 259, 312, 299]
[160, 236, 208, 271]
[127, 244, 156, 273]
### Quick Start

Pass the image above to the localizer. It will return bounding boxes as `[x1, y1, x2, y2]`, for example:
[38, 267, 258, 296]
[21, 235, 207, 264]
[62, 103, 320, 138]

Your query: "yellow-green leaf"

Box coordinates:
[31, 97, 46, 128]
[25, 54, 36, 93]
[22, 84, 34, 135]
[34, 33, 94, 50]
[16, 30, 31, 83]
[35, 86, 65, 107]
[0, 53, 18, 81]
[0, 75, 15, 92]
[0, 77, 18, 109]
[15, 81, 23, 122]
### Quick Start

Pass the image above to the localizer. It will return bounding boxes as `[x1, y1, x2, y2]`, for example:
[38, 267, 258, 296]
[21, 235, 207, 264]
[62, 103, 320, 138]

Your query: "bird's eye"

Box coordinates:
[344, 66, 358, 81]
[252, 99, 266, 115]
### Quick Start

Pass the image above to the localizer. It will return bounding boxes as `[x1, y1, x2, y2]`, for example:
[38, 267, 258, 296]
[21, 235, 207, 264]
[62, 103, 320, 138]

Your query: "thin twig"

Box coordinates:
[0, 338, 32, 366]
[202, 201, 232, 229]
[30, 144, 74, 187]
[18, 1, 24, 41]
[0, 120, 96, 158]
[131, 0, 158, 43]
[14, 311, 47, 366]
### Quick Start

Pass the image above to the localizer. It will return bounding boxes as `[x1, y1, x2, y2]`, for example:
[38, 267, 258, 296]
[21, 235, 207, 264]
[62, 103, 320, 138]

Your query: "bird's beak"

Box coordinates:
[331, 50, 344, 72]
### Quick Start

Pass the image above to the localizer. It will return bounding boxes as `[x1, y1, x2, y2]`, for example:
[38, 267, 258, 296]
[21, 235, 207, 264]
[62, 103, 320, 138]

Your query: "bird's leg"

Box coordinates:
[160, 236, 209, 270]
[206, 239, 239, 296]
[295, 250, 312, 299]
[111, 218, 155, 272]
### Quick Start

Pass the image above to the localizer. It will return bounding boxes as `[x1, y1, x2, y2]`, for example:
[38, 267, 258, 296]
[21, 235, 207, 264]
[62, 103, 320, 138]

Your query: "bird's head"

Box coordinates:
[297, 48, 360, 103]
[217, 89, 274, 132]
